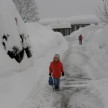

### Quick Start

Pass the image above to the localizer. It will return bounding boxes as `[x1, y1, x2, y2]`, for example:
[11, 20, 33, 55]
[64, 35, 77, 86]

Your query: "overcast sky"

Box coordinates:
[36, 0, 101, 18]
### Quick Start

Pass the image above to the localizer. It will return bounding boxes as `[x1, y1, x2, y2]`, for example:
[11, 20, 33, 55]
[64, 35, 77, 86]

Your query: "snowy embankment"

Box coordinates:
[0, 0, 68, 108]
[66, 23, 108, 108]
[0, 22, 68, 108]
[87, 24, 108, 108]
[1, 0, 108, 107]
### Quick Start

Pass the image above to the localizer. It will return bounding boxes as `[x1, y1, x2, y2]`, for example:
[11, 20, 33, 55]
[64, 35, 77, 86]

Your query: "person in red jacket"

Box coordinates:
[49, 54, 64, 90]
[78, 34, 83, 45]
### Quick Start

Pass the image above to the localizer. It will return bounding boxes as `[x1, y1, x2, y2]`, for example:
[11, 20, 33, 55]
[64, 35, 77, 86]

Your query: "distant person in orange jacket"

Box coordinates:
[49, 54, 64, 90]
[78, 34, 83, 45]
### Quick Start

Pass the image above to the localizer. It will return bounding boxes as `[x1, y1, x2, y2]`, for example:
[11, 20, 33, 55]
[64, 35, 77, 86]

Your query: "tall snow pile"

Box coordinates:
[0, 0, 68, 108]
[25, 23, 67, 58]
[68, 23, 108, 108]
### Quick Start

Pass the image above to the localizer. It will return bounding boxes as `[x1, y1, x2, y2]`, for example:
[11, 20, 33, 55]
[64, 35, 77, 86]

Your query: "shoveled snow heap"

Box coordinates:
[0, 0, 68, 108]
[68, 23, 108, 108]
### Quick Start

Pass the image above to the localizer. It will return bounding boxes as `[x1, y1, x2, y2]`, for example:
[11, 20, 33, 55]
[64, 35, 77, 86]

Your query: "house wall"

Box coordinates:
[71, 24, 90, 33]
[53, 28, 71, 36]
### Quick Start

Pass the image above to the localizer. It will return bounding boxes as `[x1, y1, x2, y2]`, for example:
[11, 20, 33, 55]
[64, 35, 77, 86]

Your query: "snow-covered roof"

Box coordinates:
[67, 15, 100, 24]
[49, 23, 71, 29]
[39, 15, 100, 27]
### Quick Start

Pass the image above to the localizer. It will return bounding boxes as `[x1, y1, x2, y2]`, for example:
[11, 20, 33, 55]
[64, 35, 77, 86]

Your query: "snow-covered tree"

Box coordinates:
[13, 0, 40, 23]
[97, 0, 108, 24]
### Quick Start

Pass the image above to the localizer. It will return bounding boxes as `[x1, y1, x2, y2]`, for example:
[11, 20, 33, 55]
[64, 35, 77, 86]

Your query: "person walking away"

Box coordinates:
[15, 17, 18, 25]
[49, 54, 64, 90]
[78, 34, 83, 45]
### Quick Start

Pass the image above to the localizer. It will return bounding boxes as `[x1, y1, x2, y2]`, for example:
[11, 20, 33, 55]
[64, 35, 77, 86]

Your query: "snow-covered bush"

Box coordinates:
[0, 0, 33, 63]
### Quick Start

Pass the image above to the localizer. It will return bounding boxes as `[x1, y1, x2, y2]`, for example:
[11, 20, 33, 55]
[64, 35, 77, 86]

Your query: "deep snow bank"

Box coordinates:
[85, 24, 108, 79]
[0, 0, 68, 108]
[26, 23, 59, 57]
[68, 23, 108, 108]
[86, 24, 108, 108]
[0, 22, 68, 108]
[0, 21, 68, 108]
[68, 23, 108, 79]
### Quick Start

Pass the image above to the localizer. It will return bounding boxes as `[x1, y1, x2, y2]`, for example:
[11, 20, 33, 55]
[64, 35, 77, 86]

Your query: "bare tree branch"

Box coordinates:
[96, 0, 108, 24]
[12, 0, 40, 23]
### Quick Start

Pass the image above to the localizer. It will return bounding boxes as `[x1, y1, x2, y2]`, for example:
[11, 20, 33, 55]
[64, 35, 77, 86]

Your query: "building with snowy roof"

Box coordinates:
[39, 15, 100, 36]
[49, 23, 71, 36]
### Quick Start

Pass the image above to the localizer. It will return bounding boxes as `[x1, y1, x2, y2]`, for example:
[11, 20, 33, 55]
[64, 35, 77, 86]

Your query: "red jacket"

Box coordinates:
[49, 60, 64, 78]
[79, 35, 83, 40]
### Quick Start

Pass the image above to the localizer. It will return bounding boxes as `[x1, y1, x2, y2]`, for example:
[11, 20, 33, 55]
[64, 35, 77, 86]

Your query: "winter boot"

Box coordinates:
[55, 86, 60, 91]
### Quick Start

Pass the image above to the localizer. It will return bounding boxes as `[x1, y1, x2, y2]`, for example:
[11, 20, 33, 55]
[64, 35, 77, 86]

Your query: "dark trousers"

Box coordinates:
[79, 40, 82, 45]
[53, 78, 60, 90]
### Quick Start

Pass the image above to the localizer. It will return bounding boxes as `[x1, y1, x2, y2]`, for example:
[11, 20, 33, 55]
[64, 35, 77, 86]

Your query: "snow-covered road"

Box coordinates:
[21, 39, 104, 108]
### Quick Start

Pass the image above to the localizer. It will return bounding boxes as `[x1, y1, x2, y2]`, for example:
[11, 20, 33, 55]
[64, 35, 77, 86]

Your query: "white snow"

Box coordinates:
[67, 15, 100, 24]
[49, 23, 71, 29]
[1, 0, 108, 108]
[65, 23, 108, 108]
[0, 0, 68, 108]
[39, 15, 100, 26]
[0, 0, 23, 72]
